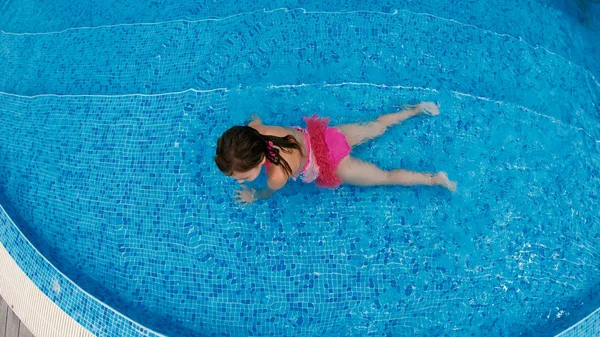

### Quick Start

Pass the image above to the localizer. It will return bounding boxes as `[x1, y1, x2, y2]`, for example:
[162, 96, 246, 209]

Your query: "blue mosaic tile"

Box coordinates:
[557, 307, 600, 337]
[0, 8, 598, 113]
[1, 1, 599, 78]
[1, 83, 599, 336]
[0, 206, 165, 337]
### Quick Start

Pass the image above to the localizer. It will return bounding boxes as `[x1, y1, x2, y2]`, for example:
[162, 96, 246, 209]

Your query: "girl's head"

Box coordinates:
[214, 126, 302, 183]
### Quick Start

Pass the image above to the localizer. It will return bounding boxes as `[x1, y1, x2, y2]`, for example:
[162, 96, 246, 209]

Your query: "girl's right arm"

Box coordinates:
[248, 115, 263, 128]
[234, 165, 288, 206]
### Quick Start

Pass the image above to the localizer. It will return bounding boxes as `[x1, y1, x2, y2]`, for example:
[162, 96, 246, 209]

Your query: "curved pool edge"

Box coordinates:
[0, 242, 93, 337]
[0, 203, 166, 337]
[555, 306, 600, 337]
[1, 196, 598, 337]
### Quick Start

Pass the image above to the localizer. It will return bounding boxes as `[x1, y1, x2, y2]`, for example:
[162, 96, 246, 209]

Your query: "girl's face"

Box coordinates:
[230, 157, 266, 184]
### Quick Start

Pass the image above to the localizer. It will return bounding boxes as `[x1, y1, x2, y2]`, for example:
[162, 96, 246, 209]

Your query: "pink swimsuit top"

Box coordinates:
[264, 127, 319, 184]
[265, 117, 351, 188]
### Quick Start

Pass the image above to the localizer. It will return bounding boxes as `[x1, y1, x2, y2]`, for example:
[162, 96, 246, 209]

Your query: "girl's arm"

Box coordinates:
[254, 167, 288, 199]
[234, 166, 288, 206]
[248, 115, 263, 128]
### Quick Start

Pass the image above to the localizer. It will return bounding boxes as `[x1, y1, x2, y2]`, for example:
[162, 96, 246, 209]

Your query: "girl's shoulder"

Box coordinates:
[248, 117, 297, 138]
[256, 124, 295, 138]
[266, 165, 288, 190]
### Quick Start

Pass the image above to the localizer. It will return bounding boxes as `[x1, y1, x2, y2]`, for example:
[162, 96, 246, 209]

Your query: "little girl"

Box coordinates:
[215, 102, 456, 205]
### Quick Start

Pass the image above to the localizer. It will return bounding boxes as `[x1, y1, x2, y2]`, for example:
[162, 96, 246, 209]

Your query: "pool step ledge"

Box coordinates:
[0, 242, 93, 337]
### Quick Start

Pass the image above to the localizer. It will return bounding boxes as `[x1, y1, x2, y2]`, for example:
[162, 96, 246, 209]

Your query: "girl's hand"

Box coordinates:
[248, 115, 262, 128]
[234, 186, 256, 206]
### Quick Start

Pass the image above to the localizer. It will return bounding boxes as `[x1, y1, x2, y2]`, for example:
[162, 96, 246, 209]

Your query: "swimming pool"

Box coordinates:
[0, 0, 598, 336]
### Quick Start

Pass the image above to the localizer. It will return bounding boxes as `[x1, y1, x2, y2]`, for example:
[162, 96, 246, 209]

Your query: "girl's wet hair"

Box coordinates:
[215, 126, 303, 177]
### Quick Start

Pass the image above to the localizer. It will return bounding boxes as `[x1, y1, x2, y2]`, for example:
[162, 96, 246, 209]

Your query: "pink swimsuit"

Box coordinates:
[265, 116, 351, 188]
[303, 116, 351, 188]
[291, 127, 320, 183]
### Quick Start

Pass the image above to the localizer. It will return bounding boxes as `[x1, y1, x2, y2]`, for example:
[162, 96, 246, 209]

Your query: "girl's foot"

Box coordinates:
[392, 102, 439, 116]
[417, 102, 439, 116]
[432, 172, 457, 192]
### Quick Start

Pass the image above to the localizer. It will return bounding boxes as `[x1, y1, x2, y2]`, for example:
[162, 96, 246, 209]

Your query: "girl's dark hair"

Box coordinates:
[215, 126, 303, 177]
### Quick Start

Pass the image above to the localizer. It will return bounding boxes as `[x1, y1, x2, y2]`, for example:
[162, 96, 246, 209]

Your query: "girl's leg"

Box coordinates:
[336, 156, 456, 192]
[337, 102, 439, 147]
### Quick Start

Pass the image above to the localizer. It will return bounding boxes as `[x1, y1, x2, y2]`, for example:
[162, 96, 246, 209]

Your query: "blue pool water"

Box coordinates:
[0, 1, 599, 336]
